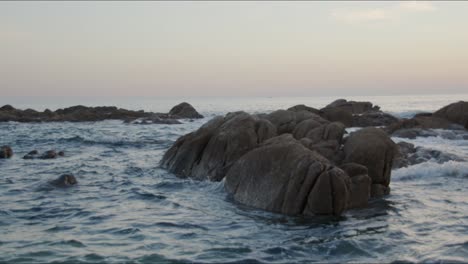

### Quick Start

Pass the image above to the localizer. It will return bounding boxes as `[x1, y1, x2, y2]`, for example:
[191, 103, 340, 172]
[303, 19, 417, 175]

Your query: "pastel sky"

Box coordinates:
[1, 1, 467, 97]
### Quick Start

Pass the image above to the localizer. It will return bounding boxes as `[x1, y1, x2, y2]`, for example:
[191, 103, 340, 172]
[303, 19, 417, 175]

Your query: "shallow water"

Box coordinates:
[1, 95, 467, 263]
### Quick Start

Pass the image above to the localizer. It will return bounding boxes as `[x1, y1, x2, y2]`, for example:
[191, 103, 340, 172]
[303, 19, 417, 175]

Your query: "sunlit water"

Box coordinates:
[1, 95, 467, 263]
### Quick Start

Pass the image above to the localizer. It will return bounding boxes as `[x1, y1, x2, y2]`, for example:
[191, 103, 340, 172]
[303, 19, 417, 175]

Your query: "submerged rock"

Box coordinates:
[0, 146, 13, 159]
[23, 150, 65, 160]
[50, 174, 77, 187]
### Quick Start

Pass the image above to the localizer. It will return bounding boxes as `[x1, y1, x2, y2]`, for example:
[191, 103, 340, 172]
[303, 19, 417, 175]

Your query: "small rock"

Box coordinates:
[0, 146, 13, 159]
[50, 174, 77, 187]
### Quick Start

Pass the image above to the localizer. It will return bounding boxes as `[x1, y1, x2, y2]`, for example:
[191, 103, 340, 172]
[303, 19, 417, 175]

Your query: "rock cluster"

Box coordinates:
[161, 103, 398, 216]
[0, 102, 203, 123]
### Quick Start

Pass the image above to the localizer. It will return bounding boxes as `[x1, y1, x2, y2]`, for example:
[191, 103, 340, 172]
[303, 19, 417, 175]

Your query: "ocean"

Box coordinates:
[1, 94, 467, 263]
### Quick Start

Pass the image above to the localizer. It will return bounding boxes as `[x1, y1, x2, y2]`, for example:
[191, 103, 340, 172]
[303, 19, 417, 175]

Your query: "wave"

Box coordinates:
[392, 160, 468, 181]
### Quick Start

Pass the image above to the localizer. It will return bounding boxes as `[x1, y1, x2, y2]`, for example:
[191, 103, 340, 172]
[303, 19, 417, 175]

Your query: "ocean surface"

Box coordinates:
[1, 94, 467, 263]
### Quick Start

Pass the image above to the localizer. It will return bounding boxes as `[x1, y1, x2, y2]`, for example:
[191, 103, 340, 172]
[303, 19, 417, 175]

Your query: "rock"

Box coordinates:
[392, 141, 464, 169]
[292, 119, 323, 139]
[371, 184, 390, 197]
[352, 111, 399, 127]
[169, 102, 204, 119]
[386, 116, 461, 136]
[287, 104, 321, 115]
[343, 127, 397, 195]
[225, 134, 350, 216]
[300, 139, 341, 163]
[40, 150, 57, 159]
[0, 103, 202, 123]
[58, 151, 65, 157]
[340, 163, 371, 209]
[0, 146, 13, 159]
[161, 112, 276, 181]
[320, 107, 353, 127]
[23, 150, 39, 159]
[324, 99, 380, 114]
[0, 105, 15, 111]
[265, 110, 298, 134]
[433, 101, 468, 129]
[304, 122, 346, 144]
[50, 174, 77, 187]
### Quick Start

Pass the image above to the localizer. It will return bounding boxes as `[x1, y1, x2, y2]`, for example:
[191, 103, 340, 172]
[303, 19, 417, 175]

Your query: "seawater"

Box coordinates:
[0, 94, 467, 263]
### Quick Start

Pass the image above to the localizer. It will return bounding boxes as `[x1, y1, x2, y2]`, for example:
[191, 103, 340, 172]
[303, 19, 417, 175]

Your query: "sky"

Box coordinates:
[1, 1, 467, 97]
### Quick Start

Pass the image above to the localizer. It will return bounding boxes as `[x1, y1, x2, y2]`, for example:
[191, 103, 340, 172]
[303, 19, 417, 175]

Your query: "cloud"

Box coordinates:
[331, 9, 389, 23]
[398, 1, 436, 12]
[331, 1, 437, 23]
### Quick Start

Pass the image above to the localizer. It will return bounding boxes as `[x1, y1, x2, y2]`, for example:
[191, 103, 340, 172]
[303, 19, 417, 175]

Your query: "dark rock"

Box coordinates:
[225, 134, 350, 216]
[0, 146, 13, 159]
[386, 116, 460, 135]
[304, 122, 346, 144]
[324, 99, 380, 114]
[343, 127, 397, 195]
[58, 151, 65, 157]
[352, 111, 399, 127]
[433, 101, 468, 129]
[161, 112, 276, 181]
[169, 102, 204, 119]
[0, 105, 15, 111]
[0, 103, 203, 123]
[50, 174, 77, 187]
[40, 150, 57, 159]
[23, 150, 39, 159]
[371, 184, 390, 197]
[392, 141, 464, 169]
[287, 104, 321, 115]
[340, 163, 371, 209]
[320, 107, 353, 127]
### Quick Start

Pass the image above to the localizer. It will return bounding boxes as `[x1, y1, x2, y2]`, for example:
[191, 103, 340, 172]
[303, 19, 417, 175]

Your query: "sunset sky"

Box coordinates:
[1, 1, 467, 97]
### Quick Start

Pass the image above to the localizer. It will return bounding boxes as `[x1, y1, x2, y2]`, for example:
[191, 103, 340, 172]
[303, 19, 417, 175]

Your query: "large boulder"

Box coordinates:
[0, 146, 13, 159]
[161, 112, 277, 181]
[434, 101, 468, 129]
[169, 102, 204, 119]
[225, 134, 351, 216]
[343, 127, 397, 196]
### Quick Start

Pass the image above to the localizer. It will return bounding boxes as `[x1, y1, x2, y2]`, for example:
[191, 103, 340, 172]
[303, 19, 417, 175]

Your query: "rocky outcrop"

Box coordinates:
[433, 101, 468, 129]
[0, 146, 13, 159]
[324, 99, 380, 114]
[0, 103, 203, 123]
[50, 174, 77, 187]
[343, 127, 397, 197]
[169, 102, 204, 119]
[393, 141, 464, 169]
[162, 105, 397, 216]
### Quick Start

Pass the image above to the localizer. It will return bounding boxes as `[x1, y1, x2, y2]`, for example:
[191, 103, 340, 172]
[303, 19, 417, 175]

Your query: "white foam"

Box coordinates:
[392, 160, 468, 181]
